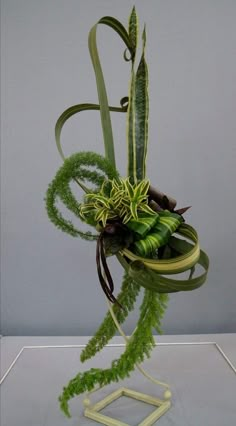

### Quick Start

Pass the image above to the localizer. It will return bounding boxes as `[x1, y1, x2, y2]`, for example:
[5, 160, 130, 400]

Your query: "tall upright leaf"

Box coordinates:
[127, 26, 149, 183]
[126, 7, 139, 183]
[88, 17, 133, 168]
[134, 26, 149, 181]
[128, 6, 138, 63]
[127, 69, 136, 183]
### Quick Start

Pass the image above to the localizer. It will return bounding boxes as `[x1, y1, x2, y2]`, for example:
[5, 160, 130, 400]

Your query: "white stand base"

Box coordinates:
[84, 387, 171, 426]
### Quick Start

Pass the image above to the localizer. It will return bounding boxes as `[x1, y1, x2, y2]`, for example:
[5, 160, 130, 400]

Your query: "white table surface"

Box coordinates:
[1, 334, 236, 426]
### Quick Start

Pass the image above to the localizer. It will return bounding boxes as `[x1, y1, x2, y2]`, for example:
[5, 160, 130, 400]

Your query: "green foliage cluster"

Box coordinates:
[59, 288, 169, 417]
[45, 151, 118, 239]
[80, 177, 155, 227]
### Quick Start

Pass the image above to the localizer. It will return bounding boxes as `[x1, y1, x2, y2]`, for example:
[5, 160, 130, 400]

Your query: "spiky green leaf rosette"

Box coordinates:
[80, 178, 155, 226]
[45, 7, 209, 417]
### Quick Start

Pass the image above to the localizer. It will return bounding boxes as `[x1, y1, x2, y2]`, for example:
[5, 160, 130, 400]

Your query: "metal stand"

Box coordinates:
[83, 300, 171, 425]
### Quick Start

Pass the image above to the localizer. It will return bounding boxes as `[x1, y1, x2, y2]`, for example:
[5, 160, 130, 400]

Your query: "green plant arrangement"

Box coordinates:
[45, 7, 209, 420]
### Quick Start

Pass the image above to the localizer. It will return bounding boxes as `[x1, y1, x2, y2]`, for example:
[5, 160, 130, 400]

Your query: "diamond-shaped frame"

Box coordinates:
[84, 387, 171, 426]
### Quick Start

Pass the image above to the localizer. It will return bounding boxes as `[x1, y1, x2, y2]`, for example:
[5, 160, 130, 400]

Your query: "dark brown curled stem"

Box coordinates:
[148, 185, 177, 210]
[100, 236, 114, 293]
[148, 200, 163, 213]
[96, 235, 114, 303]
[96, 233, 123, 308]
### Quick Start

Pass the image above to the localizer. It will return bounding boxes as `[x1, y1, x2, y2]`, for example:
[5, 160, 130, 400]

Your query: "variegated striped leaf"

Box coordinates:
[127, 69, 136, 183]
[123, 211, 133, 224]
[132, 211, 184, 257]
[123, 178, 134, 198]
[126, 27, 149, 183]
[130, 201, 138, 220]
[128, 6, 138, 62]
[135, 179, 150, 197]
[139, 203, 157, 216]
[126, 213, 159, 237]
[134, 26, 149, 181]
[80, 204, 96, 216]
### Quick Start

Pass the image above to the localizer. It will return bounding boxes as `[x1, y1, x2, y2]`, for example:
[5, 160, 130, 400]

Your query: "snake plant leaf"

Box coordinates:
[127, 68, 136, 182]
[124, 4, 138, 177]
[134, 26, 149, 181]
[128, 6, 138, 62]
[127, 26, 149, 183]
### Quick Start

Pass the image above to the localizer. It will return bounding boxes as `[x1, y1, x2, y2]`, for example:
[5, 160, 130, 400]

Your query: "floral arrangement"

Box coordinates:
[45, 8, 209, 418]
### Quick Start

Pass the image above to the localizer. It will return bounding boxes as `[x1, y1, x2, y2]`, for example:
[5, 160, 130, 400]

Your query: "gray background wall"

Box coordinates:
[1, 0, 236, 336]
